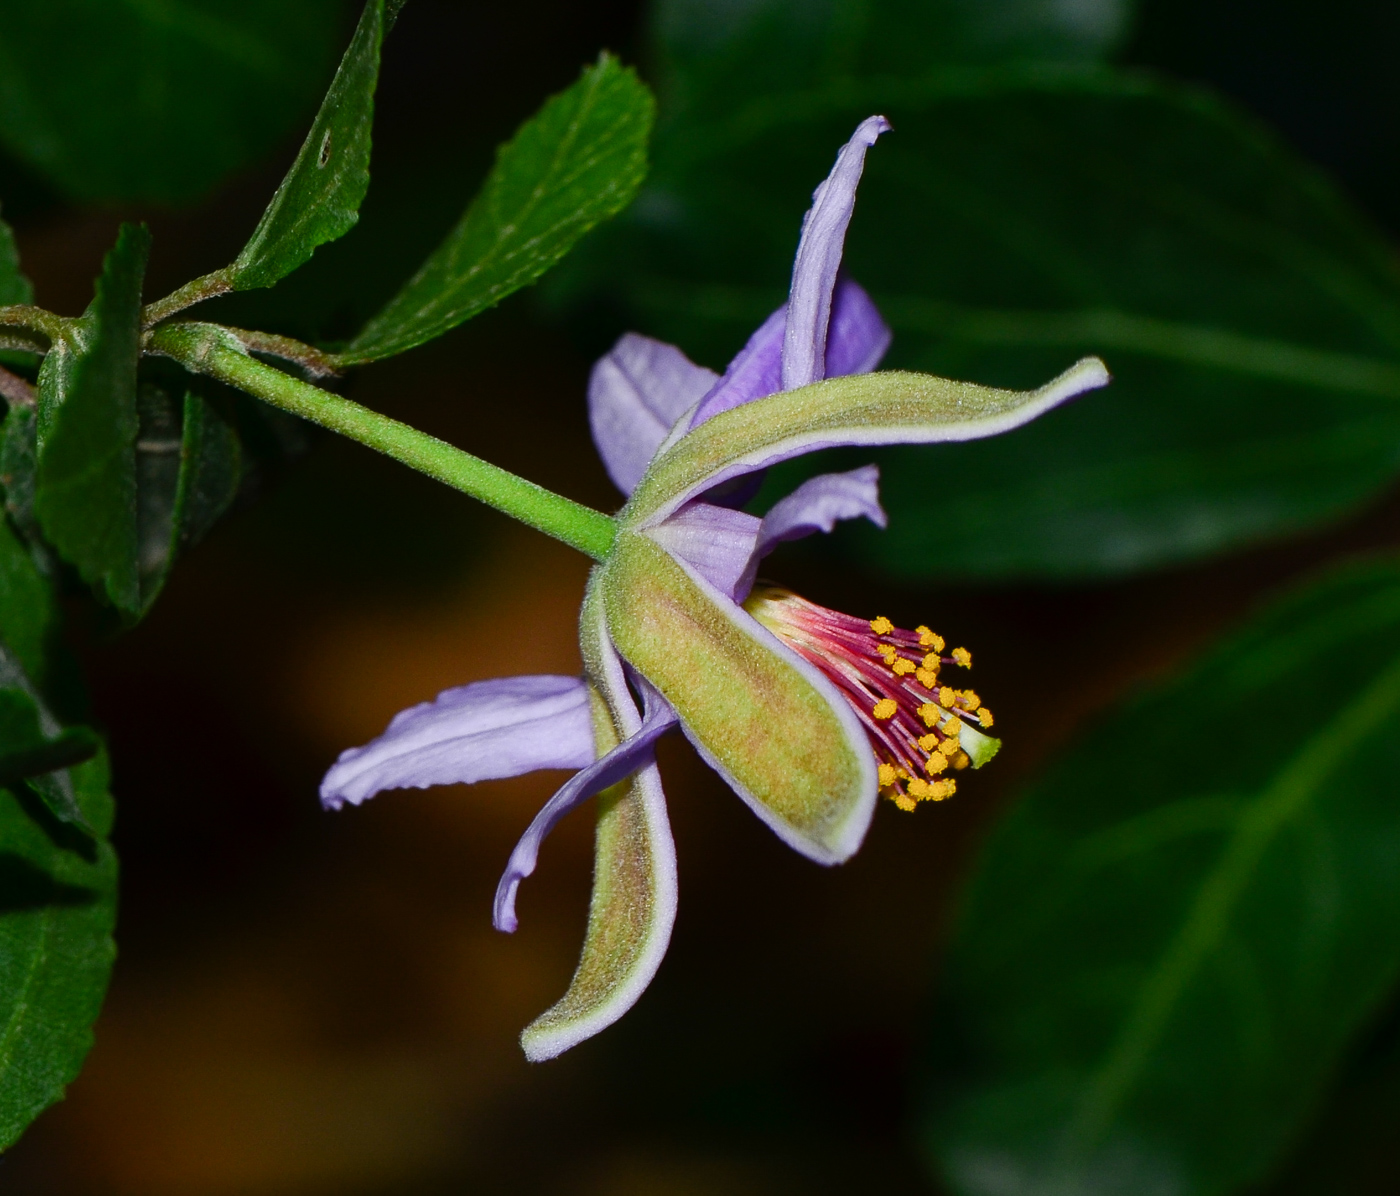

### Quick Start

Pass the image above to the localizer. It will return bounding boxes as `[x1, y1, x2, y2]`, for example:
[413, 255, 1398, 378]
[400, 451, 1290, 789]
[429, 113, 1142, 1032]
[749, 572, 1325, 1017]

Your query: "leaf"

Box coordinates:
[34, 224, 148, 614]
[0, 0, 344, 205]
[0, 644, 94, 835]
[920, 554, 1400, 1196]
[0, 214, 33, 306]
[0, 517, 56, 691]
[0, 745, 116, 1150]
[229, 0, 388, 291]
[338, 53, 655, 364]
[587, 68, 1400, 578]
[0, 405, 38, 544]
[652, 0, 1135, 128]
[135, 382, 242, 610]
[1261, 989, 1400, 1194]
[0, 692, 96, 793]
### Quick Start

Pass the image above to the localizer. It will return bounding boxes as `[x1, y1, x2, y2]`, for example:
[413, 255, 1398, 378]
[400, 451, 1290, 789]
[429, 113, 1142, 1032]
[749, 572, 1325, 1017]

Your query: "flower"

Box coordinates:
[320, 116, 1109, 1060]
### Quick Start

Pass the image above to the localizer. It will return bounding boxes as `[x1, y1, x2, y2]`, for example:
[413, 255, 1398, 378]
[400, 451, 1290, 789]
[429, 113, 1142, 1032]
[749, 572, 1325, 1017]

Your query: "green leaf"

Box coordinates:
[135, 383, 242, 610]
[921, 554, 1400, 1196]
[0, 405, 39, 544]
[590, 68, 1400, 578]
[338, 53, 655, 364]
[1261, 992, 1400, 1195]
[0, 0, 344, 205]
[0, 690, 96, 796]
[229, 0, 388, 291]
[0, 214, 33, 306]
[0, 742, 116, 1150]
[653, 0, 1134, 128]
[34, 224, 148, 614]
[0, 516, 56, 691]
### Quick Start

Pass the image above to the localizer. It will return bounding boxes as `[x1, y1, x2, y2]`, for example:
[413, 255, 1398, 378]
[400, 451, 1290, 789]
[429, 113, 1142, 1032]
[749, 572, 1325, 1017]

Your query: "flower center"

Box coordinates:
[744, 586, 994, 811]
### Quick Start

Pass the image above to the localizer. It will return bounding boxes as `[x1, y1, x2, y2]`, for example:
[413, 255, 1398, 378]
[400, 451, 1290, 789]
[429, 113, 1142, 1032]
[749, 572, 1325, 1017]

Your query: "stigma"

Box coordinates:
[744, 586, 993, 811]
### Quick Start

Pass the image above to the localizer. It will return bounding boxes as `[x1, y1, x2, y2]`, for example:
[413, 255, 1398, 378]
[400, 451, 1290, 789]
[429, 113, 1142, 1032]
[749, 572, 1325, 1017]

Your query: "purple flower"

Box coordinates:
[321, 117, 1109, 1060]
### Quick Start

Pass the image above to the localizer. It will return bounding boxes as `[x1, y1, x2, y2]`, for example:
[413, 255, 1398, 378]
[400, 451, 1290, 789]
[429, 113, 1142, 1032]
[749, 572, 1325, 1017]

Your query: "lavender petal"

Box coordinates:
[320, 675, 594, 810]
[732, 465, 887, 598]
[824, 278, 892, 378]
[645, 500, 762, 601]
[590, 333, 720, 494]
[782, 116, 891, 391]
[493, 683, 678, 933]
[687, 305, 786, 430]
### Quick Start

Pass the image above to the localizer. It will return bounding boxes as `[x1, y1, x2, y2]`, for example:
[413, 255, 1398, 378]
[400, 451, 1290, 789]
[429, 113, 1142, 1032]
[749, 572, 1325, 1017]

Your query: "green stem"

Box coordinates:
[0, 304, 63, 345]
[141, 269, 234, 329]
[151, 321, 617, 561]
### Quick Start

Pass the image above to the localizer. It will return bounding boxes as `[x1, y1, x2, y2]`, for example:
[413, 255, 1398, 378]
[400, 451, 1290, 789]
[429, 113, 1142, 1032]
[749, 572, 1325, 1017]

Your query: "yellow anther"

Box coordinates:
[917, 733, 939, 751]
[917, 702, 940, 727]
[907, 777, 931, 799]
[918, 627, 945, 651]
[938, 735, 961, 757]
[915, 667, 939, 689]
[926, 753, 948, 774]
[952, 646, 972, 668]
[892, 792, 917, 812]
[870, 615, 894, 635]
[930, 779, 957, 800]
[872, 698, 898, 720]
[952, 750, 971, 770]
[921, 652, 942, 671]
[942, 718, 962, 743]
[938, 686, 957, 708]
[960, 690, 981, 711]
[877, 643, 898, 662]
[979, 707, 995, 728]
[878, 763, 897, 787]
[891, 657, 916, 676]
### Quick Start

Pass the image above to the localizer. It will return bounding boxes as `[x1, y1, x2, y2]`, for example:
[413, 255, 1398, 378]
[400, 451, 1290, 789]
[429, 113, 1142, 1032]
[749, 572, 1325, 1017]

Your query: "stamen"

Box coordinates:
[745, 586, 994, 812]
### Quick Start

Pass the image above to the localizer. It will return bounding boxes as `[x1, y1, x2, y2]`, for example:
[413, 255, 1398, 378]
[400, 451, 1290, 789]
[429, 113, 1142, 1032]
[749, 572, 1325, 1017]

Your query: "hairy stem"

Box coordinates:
[141, 269, 234, 329]
[150, 322, 618, 561]
[0, 305, 63, 346]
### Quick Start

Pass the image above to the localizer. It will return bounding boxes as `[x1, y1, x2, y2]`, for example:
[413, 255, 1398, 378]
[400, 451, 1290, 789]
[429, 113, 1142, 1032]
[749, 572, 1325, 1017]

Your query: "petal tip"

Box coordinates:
[493, 879, 521, 934]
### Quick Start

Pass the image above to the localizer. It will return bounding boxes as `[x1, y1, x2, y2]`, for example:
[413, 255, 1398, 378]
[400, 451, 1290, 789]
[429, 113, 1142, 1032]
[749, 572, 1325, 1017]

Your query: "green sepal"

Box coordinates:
[338, 53, 655, 364]
[601, 530, 875, 863]
[228, 0, 387, 291]
[34, 223, 148, 614]
[622, 358, 1109, 529]
[520, 581, 678, 1062]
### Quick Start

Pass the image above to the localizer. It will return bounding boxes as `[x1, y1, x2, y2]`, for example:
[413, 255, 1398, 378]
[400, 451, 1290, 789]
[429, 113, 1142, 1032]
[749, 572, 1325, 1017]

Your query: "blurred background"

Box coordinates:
[3, 0, 1400, 1192]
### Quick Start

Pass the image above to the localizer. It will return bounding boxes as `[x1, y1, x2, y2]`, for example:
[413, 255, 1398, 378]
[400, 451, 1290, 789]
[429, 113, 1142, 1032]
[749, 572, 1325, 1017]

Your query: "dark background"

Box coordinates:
[2, 1, 1399, 1191]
